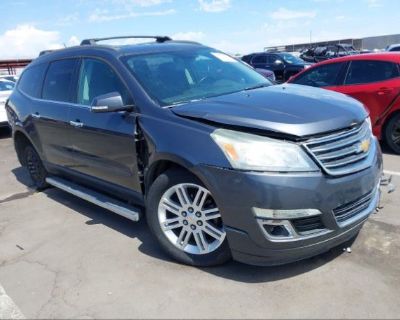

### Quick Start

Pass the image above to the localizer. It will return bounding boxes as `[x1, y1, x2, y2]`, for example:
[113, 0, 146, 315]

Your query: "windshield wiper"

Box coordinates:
[243, 83, 270, 91]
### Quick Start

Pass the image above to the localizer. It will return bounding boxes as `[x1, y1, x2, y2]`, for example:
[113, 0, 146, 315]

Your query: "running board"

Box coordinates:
[45, 177, 141, 222]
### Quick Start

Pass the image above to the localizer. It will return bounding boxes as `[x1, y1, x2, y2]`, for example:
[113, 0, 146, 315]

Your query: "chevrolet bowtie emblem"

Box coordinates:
[359, 139, 371, 153]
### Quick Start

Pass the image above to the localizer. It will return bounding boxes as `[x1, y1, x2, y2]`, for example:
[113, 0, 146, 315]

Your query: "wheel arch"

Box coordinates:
[13, 129, 36, 166]
[144, 154, 199, 197]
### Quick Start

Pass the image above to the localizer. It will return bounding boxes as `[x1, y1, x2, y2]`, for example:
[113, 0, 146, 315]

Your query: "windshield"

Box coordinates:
[123, 48, 270, 106]
[280, 53, 304, 64]
[0, 81, 14, 91]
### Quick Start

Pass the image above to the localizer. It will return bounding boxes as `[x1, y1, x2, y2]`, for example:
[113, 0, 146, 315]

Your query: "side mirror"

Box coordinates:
[90, 92, 133, 113]
[274, 59, 283, 65]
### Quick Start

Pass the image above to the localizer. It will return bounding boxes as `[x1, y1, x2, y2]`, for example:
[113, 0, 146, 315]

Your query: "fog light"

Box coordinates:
[253, 208, 322, 219]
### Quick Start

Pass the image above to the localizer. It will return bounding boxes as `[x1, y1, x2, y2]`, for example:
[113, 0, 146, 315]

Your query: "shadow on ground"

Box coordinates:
[0, 127, 11, 139]
[11, 167, 34, 188]
[12, 165, 354, 284]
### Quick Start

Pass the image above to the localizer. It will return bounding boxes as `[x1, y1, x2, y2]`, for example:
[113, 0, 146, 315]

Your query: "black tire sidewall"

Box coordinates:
[384, 113, 400, 154]
[24, 145, 48, 190]
[146, 168, 231, 267]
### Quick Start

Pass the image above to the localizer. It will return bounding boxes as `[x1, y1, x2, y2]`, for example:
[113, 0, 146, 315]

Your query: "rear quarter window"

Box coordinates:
[18, 63, 47, 98]
[42, 59, 79, 102]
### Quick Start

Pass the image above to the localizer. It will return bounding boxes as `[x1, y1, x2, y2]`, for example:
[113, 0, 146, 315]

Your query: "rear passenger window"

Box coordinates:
[42, 59, 78, 102]
[252, 55, 267, 64]
[345, 60, 400, 85]
[292, 63, 344, 87]
[18, 64, 47, 98]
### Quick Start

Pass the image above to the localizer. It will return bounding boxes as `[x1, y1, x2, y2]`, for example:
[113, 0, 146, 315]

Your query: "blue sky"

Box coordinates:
[0, 0, 399, 58]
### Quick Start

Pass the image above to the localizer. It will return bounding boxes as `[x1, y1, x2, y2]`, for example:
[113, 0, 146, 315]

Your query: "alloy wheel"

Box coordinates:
[391, 118, 400, 147]
[157, 183, 226, 255]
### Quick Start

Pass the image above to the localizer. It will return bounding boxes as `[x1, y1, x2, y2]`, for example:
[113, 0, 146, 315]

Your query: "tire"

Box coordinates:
[384, 113, 400, 154]
[146, 168, 231, 267]
[24, 145, 49, 190]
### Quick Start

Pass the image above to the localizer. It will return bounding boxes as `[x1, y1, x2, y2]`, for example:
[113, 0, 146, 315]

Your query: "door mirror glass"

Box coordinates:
[90, 92, 132, 113]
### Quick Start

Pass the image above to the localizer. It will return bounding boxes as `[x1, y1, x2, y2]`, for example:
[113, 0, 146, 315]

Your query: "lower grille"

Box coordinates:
[292, 216, 325, 235]
[333, 189, 375, 223]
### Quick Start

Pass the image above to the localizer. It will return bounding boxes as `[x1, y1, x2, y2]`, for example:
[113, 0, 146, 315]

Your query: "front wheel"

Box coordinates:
[384, 113, 400, 154]
[146, 168, 231, 266]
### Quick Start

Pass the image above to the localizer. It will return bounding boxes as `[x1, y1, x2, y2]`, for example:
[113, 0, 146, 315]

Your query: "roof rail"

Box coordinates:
[80, 36, 172, 46]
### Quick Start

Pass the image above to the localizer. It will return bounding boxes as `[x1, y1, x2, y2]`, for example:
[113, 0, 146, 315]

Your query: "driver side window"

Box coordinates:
[77, 58, 131, 106]
[293, 62, 344, 87]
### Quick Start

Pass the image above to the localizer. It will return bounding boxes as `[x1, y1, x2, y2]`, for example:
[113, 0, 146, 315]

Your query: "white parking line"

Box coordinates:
[384, 170, 400, 177]
[0, 284, 25, 319]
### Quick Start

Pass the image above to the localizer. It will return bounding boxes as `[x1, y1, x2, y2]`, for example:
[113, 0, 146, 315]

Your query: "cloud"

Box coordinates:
[67, 36, 80, 47]
[270, 7, 317, 20]
[172, 31, 205, 41]
[367, 0, 382, 7]
[113, 0, 171, 6]
[88, 8, 176, 22]
[198, 0, 231, 12]
[57, 12, 80, 26]
[0, 25, 63, 59]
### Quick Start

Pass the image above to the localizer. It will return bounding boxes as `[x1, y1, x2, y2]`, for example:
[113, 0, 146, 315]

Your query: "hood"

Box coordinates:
[172, 84, 368, 138]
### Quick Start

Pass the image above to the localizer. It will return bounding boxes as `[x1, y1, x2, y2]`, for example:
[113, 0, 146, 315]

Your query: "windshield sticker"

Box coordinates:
[211, 52, 237, 63]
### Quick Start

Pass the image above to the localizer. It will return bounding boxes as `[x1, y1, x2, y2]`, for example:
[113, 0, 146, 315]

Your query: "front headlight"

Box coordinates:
[365, 116, 372, 133]
[210, 129, 318, 172]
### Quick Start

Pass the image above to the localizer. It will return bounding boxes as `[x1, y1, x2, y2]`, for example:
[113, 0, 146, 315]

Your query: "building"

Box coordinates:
[0, 59, 32, 75]
[264, 33, 400, 52]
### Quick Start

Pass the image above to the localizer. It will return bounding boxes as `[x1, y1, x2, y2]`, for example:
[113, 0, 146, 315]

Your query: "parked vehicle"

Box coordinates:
[239, 59, 276, 82]
[7, 36, 382, 267]
[255, 68, 276, 82]
[386, 44, 400, 52]
[242, 52, 309, 82]
[300, 44, 359, 63]
[288, 53, 400, 154]
[0, 75, 19, 82]
[0, 79, 14, 128]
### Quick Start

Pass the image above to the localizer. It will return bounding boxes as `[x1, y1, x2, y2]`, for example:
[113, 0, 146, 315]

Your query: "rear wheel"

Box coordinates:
[24, 145, 48, 190]
[146, 168, 231, 266]
[384, 113, 400, 154]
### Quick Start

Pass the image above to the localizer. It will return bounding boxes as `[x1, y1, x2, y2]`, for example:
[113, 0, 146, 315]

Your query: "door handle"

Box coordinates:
[32, 112, 40, 119]
[69, 120, 83, 128]
[377, 87, 393, 96]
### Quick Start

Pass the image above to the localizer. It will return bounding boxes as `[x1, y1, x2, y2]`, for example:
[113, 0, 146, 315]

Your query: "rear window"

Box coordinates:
[18, 64, 47, 98]
[345, 60, 400, 85]
[42, 59, 78, 102]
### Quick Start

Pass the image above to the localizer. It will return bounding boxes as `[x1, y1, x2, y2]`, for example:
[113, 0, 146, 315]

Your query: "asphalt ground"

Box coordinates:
[0, 128, 399, 319]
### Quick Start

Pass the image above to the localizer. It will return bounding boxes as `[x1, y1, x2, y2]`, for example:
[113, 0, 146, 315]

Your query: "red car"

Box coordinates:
[288, 53, 400, 154]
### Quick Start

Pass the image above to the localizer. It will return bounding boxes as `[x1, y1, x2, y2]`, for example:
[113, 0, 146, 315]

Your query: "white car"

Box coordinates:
[0, 79, 14, 128]
[0, 75, 19, 82]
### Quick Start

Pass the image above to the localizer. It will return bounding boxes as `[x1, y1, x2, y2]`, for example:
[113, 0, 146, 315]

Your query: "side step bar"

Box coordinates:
[46, 177, 141, 222]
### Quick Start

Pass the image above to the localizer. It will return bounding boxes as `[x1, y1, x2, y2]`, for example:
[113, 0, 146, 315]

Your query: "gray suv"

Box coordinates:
[6, 36, 382, 266]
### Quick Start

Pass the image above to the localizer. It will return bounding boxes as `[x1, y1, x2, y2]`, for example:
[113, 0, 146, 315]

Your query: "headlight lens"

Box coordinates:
[210, 129, 318, 172]
[365, 116, 372, 133]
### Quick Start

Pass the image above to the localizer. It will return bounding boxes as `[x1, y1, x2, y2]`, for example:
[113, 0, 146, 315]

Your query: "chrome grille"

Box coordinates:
[333, 189, 375, 223]
[304, 121, 373, 176]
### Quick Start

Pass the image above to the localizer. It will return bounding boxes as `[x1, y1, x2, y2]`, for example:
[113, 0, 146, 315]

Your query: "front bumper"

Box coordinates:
[194, 139, 383, 266]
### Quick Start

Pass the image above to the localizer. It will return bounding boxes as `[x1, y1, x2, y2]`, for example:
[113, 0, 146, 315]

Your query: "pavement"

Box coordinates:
[0, 128, 399, 319]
